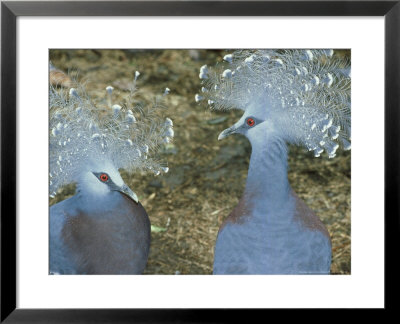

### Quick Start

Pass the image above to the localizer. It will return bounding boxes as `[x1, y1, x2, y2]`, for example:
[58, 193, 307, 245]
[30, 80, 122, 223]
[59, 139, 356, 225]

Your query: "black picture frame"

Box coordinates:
[1, 0, 399, 322]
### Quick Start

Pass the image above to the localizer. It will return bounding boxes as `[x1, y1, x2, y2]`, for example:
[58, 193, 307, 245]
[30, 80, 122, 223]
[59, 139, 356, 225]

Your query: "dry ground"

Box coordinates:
[50, 49, 351, 274]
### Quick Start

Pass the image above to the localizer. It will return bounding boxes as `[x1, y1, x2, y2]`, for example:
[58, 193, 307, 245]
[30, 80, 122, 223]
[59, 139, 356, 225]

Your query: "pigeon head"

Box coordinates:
[197, 49, 351, 158]
[49, 71, 174, 199]
[217, 100, 277, 144]
[78, 159, 138, 203]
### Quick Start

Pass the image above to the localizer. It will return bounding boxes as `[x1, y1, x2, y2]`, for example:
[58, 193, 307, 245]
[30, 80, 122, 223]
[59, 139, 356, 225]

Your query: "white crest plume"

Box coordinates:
[49, 72, 174, 197]
[197, 49, 351, 157]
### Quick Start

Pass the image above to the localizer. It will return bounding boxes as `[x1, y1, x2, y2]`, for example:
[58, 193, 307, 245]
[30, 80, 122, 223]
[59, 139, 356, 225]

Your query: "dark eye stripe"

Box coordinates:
[92, 171, 122, 193]
[92, 171, 112, 184]
[92, 172, 121, 192]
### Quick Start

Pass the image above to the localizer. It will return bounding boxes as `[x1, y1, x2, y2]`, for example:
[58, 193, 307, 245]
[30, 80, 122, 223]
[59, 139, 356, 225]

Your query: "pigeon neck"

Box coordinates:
[75, 186, 121, 215]
[245, 136, 291, 209]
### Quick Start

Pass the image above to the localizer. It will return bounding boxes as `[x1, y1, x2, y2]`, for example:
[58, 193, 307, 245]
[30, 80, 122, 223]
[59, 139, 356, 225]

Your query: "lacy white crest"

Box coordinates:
[49, 74, 173, 197]
[196, 49, 351, 158]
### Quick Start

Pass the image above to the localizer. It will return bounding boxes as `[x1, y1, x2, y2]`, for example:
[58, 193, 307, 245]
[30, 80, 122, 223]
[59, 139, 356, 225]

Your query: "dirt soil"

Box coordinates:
[50, 49, 351, 274]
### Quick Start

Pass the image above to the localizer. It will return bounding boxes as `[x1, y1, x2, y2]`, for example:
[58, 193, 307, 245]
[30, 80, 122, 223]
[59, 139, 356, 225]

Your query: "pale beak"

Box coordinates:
[118, 184, 139, 203]
[218, 126, 238, 140]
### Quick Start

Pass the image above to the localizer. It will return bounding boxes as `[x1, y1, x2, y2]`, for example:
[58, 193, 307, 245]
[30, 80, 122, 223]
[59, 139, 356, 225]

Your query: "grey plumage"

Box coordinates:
[49, 70, 173, 274]
[198, 50, 350, 274]
[50, 190, 150, 274]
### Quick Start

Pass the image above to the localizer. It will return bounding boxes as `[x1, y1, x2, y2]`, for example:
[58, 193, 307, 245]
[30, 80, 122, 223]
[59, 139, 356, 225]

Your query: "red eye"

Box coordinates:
[246, 118, 255, 127]
[99, 173, 109, 182]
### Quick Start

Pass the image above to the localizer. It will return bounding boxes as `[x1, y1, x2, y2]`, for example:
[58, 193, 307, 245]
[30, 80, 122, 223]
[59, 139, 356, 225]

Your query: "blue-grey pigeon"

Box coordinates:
[197, 50, 351, 274]
[49, 72, 173, 274]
